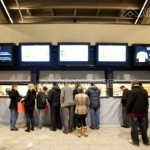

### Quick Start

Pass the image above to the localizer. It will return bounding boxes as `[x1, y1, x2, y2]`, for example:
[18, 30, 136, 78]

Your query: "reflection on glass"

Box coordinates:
[142, 83, 150, 96]
[37, 83, 107, 97]
[0, 85, 28, 96]
[113, 83, 131, 97]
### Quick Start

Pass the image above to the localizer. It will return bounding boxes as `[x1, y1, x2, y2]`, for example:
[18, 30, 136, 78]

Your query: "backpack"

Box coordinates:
[37, 92, 46, 108]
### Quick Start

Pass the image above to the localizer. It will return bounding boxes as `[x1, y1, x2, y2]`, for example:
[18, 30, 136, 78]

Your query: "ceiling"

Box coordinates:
[0, 0, 150, 24]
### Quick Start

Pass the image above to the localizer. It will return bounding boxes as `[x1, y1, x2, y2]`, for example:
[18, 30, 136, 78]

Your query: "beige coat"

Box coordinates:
[74, 93, 90, 115]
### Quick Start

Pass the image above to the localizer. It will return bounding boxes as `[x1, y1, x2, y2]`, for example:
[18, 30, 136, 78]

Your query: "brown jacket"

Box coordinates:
[74, 93, 90, 115]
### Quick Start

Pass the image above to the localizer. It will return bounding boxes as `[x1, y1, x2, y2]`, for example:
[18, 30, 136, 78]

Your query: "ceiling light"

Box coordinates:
[0, 0, 13, 23]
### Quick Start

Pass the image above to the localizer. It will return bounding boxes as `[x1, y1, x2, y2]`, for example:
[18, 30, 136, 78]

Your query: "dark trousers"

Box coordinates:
[75, 114, 87, 128]
[130, 115, 149, 144]
[122, 106, 130, 126]
[25, 109, 34, 131]
[62, 106, 74, 133]
[50, 106, 62, 130]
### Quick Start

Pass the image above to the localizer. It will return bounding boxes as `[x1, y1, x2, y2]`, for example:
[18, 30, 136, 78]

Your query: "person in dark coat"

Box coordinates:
[139, 82, 149, 132]
[8, 84, 22, 131]
[23, 84, 36, 132]
[85, 82, 100, 130]
[127, 80, 149, 146]
[120, 85, 130, 128]
[48, 82, 61, 131]
[36, 86, 48, 130]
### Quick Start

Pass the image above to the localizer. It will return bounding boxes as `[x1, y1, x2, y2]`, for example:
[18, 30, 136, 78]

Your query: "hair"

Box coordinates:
[12, 84, 18, 90]
[77, 86, 84, 93]
[131, 80, 139, 86]
[53, 82, 58, 86]
[28, 83, 35, 91]
[90, 82, 94, 86]
[120, 85, 125, 89]
[43, 86, 48, 91]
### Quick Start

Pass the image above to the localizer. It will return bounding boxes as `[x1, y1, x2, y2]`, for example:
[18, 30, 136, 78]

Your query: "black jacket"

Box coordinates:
[85, 86, 100, 109]
[8, 89, 22, 110]
[36, 91, 47, 109]
[121, 88, 129, 107]
[127, 85, 149, 114]
[24, 89, 36, 110]
[48, 85, 61, 106]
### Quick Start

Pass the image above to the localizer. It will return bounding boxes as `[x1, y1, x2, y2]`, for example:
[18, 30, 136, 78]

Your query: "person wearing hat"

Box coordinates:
[127, 80, 149, 146]
[36, 86, 48, 130]
[74, 86, 90, 137]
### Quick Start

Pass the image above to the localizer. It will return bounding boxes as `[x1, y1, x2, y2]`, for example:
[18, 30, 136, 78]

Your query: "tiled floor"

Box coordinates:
[0, 125, 149, 150]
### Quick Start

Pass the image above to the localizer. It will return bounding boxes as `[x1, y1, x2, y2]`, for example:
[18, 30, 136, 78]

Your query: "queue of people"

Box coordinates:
[8, 82, 100, 136]
[8, 80, 149, 146]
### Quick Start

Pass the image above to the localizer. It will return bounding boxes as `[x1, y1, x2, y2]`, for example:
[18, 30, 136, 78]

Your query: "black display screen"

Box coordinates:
[0, 44, 14, 65]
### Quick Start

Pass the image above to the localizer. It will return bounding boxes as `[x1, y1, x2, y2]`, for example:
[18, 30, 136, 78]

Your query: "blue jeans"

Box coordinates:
[38, 109, 44, 128]
[90, 108, 100, 129]
[130, 116, 149, 144]
[10, 109, 19, 129]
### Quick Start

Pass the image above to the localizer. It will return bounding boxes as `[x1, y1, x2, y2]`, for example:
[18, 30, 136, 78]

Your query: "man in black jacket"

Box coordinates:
[120, 85, 130, 128]
[37, 86, 48, 130]
[48, 82, 61, 131]
[86, 83, 100, 130]
[8, 84, 22, 131]
[127, 80, 149, 146]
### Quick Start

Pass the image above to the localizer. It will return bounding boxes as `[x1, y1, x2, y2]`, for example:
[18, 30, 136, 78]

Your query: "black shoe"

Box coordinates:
[25, 129, 30, 132]
[10, 128, 18, 131]
[144, 142, 150, 146]
[129, 140, 139, 147]
[50, 128, 56, 131]
[90, 126, 95, 129]
[121, 125, 128, 128]
[31, 128, 34, 131]
[63, 130, 68, 134]
[14, 127, 19, 130]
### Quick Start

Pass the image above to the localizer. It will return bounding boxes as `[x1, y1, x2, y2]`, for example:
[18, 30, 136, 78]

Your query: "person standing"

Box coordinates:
[120, 85, 130, 128]
[48, 82, 61, 131]
[23, 84, 36, 132]
[36, 86, 48, 130]
[73, 82, 80, 129]
[139, 82, 149, 132]
[86, 83, 100, 130]
[8, 84, 22, 131]
[74, 86, 90, 137]
[60, 82, 74, 134]
[127, 80, 149, 146]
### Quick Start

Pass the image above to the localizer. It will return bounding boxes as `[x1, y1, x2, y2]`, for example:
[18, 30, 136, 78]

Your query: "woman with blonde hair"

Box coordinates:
[23, 83, 36, 132]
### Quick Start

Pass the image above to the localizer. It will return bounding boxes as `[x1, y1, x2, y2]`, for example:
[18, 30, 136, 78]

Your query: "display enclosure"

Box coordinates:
[0, 84, 28, 97]
[133, 44, 150, 66]
[96, 43, 128, 65]
[19, 43, 51, 65]
[0, 43, 15, 66]
[58, 43, 90, 66]
[113, 80, 150, 97]
[37, 81, 108, 97]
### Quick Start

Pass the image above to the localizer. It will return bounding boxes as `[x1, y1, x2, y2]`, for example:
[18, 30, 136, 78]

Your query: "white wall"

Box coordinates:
[0, 24, 150, 45]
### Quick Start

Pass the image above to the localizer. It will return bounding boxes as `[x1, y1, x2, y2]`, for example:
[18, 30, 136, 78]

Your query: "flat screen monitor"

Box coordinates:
[58, 43, 90, 65]
[20, 43, 51, 65]
[0, 43, 15, 66]
[96, 43, 128, 65]
[134, 44, 150, 66]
